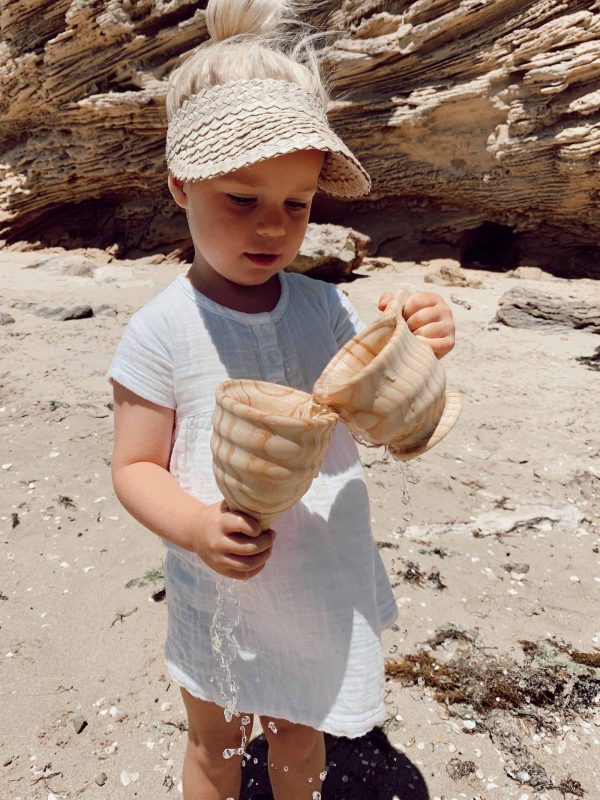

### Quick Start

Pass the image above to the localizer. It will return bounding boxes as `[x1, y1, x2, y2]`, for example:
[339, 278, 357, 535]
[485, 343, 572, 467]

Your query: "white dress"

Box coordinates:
[108, 271, 398, 738]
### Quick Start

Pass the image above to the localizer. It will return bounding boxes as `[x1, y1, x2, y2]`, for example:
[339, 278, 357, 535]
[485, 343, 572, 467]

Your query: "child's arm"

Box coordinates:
[378, 290, 455, 359]
[111, 381, 276, 580]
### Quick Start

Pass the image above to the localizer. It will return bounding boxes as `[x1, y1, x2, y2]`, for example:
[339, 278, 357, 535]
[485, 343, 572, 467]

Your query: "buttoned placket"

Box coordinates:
[256, 322, 287, 384]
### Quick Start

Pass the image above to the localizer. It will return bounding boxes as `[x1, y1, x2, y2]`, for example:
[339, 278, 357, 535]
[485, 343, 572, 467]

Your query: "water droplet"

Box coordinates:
[388, 644, 398, 654]
[241, 715, 251, 725]
[283, 765, 289, 773]
[308, 776, 313, 782]
[319, 770, 328, 780]
[253, 757, 258, 764]
[312, 793, 321, 800]
[223, 745, 251, 761]
[268, 720, 278, 733]
[342, 775, 349, 782]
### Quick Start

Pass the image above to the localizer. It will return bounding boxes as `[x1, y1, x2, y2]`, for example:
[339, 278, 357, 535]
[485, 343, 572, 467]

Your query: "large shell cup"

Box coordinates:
[211, 380, 338, 529]
[312, 290, 462, 460]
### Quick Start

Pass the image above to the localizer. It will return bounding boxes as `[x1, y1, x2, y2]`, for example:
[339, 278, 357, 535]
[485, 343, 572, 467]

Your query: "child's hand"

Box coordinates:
[192, 500, 276, 580]
[378, 290, 455, 359]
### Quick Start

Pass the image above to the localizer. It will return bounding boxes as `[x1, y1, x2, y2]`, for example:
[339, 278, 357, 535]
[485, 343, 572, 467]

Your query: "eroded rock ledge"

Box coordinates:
[1, 1, 599, 276]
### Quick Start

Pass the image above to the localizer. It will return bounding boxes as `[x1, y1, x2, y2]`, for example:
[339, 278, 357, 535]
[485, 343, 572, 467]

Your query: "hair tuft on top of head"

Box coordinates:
[166, 0, 331, 121]
[206, 0, 293, 42]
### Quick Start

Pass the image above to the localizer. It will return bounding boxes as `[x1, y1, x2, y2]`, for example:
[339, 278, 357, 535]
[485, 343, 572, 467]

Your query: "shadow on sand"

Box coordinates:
[240, 726, 429, 799]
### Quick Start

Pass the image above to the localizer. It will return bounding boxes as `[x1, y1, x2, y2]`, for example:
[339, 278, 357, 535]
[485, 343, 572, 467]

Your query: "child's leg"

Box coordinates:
[260, 715, 326, 800]
[180, 687, 254, 800]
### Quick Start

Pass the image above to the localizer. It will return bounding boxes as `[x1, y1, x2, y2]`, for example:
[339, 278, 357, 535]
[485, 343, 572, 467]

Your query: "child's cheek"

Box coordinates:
[292, 217, 310, 248]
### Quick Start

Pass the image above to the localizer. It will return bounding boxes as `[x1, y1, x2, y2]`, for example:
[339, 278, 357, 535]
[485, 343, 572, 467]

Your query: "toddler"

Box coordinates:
[109, 1, 456, 798]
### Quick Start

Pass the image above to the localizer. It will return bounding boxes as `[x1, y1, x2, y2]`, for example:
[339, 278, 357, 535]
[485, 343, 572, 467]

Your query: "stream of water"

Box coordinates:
[209, 573, 252, 761]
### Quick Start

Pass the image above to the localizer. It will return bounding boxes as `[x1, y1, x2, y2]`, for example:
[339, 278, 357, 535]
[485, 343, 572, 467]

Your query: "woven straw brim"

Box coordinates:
[166, 79, 371, 199]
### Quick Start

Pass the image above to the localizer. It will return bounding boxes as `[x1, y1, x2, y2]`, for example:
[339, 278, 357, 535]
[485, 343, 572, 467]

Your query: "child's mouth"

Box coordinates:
[245, 253, 279, 266]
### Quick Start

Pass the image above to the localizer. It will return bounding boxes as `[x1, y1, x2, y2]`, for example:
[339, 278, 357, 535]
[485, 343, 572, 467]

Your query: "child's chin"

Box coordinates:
[234, 272, 279, 286]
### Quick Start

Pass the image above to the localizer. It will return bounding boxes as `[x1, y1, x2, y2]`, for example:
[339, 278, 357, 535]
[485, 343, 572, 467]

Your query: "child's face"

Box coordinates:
[168, 149, 325, 287]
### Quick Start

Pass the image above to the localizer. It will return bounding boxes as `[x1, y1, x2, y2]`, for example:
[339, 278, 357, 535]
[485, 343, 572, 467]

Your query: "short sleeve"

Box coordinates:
[326, 285, 366, 348]
[107, 311, 176, 409]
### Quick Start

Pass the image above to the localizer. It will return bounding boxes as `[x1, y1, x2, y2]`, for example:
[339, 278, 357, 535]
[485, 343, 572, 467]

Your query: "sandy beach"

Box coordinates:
[1, 251, 598, 799]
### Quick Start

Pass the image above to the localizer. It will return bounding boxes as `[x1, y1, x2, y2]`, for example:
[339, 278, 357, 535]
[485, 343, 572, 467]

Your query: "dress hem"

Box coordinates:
[165, 658, 387, 740]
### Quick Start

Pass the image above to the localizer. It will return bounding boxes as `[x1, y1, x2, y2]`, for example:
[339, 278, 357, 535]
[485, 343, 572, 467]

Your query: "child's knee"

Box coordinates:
[181, 689, 253, 764]
[260, 716, 322, 756]
[186, 734, 242, 776]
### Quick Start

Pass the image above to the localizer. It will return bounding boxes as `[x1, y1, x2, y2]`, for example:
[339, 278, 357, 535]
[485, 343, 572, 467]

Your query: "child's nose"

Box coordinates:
[256, 208, 286, 239]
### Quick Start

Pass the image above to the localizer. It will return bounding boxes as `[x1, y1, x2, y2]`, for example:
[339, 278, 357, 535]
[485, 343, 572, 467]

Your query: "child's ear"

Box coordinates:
[167, 172, 187, 208]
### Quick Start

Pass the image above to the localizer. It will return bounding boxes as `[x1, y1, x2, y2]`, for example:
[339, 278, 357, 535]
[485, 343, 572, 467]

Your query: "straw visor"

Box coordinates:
[166, 78, 371, 199]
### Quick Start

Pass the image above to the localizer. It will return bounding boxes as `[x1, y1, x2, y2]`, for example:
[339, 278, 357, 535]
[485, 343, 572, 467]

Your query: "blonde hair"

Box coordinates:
[165, 0, 330, 122]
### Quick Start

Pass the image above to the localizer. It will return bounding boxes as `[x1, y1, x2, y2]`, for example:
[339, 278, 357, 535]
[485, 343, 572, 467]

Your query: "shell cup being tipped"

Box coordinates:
[211, 380, 338, 529]
[312, 290, 462, 460]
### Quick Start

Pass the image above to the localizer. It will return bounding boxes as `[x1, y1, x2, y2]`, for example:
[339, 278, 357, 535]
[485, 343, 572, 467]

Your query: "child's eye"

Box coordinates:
[227, 194, 256, 206]
[226, 194, 308, 210]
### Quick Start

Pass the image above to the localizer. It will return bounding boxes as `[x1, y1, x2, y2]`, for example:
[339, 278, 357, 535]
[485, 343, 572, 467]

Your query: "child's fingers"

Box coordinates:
[377, 292, 392, 311]
[222, 507, 263, 536]
[404, 306, 444, 332]
[221, 527, 276, 578]
[402, 291, 442, 319]
[223, 548, 273, 577]
[226, 529, 276, 556]
[224, 562, 267, 581]
[414, 334, 454, 358]
[243, 563, 267, 580]
[410, 321, 448, 339]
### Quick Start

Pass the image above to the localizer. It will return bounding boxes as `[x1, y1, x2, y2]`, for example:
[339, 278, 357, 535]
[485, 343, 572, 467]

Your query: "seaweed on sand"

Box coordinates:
[385, 631, 599, 794]
[446, 758, 477, 781]
[125, 567, 164, 588]
[575, 345, 600, 371]
[387, 632, 600, 718]
[391, 560, 447, 591]
[543, 637, 600, 669]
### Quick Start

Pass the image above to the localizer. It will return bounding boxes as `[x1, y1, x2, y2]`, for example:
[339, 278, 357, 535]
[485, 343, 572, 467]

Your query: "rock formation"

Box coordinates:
[1, 1, 599, 276]
[496, 286, 600, 332]
[287, 223, 370, 280]
[321, 0, 600, 277]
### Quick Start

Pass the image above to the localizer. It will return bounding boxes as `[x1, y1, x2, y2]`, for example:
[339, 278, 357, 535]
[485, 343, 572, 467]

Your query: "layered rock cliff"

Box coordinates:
[1, 1, 599, 276]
